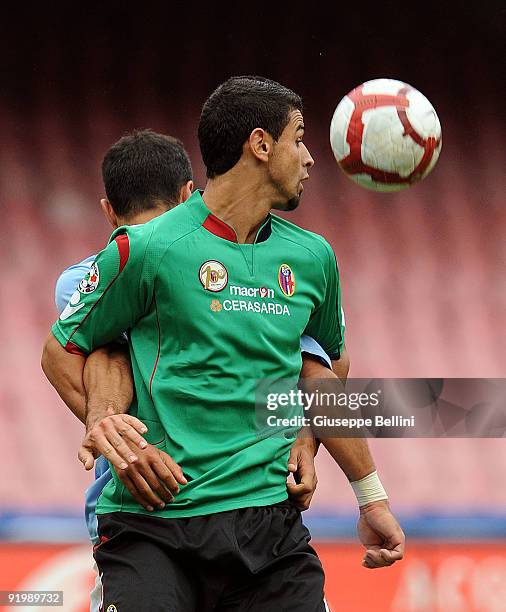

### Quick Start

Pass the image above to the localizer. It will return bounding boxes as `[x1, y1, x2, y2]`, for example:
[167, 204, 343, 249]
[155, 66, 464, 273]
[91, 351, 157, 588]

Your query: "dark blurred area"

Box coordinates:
[0, 0, 504, 515]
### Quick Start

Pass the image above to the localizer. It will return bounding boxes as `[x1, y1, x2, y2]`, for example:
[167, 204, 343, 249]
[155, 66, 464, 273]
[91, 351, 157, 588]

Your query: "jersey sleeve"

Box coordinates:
[300, 335, 332, 369]
[54, 257, 95, 315]
[51, 226, 154, 355]
[303, 240, 345, 360]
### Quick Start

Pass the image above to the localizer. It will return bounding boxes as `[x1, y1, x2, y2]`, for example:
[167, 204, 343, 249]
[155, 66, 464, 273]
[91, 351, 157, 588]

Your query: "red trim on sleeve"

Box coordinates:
[115, 234, 130, 272]
[202, 214, 237, 243]
[64, 341, 87, 356]
[66, 233, 132, 349]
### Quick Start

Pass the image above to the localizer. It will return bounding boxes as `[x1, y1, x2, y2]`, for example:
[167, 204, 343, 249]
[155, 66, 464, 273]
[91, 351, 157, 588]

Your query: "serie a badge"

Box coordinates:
[78, 262, 100, 294]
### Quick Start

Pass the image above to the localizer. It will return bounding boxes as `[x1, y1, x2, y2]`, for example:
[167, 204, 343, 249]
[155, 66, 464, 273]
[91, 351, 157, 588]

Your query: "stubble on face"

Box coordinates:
[281, 195, 301, 211]
[268, 110, 310, 212]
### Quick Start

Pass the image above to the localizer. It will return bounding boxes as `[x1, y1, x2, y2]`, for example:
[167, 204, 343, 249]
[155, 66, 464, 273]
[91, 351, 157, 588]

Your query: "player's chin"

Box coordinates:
[271, 190, 301, 212]
[283, 196, 301, 211]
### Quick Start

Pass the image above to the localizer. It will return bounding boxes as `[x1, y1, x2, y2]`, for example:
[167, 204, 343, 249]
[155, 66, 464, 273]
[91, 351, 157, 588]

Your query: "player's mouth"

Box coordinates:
[299, 175, 310, 193]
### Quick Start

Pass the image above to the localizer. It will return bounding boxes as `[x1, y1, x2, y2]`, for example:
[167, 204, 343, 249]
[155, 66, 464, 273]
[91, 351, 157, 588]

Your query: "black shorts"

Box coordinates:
[94, 501, 327, 612]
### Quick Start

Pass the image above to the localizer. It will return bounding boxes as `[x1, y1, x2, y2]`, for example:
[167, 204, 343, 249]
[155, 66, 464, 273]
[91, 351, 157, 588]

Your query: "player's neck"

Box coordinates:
[116, 205, 170, 228]
[202, 171, 273, 244]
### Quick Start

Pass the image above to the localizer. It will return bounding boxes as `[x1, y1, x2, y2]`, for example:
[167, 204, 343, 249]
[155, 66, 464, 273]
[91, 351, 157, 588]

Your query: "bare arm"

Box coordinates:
[328, 352, 375, 481]
[287, 346, 352, 510]
[41, 332, 87, 423]
[300, 352, 405, 569]
[41, 332, 146, 461]
[78, 343, 150, 470]
[301, 352, 378, 480]
[83, 342, 134, 429]
[300, 348, 375, 481]
[42, 332, 186, 510]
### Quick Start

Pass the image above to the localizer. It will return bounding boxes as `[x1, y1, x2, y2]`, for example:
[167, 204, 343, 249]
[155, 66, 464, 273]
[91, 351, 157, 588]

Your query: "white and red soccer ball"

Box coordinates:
[330, 78, 442, 192]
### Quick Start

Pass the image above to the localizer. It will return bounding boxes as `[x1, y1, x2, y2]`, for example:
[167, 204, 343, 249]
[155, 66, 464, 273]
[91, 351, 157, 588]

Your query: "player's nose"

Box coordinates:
[302, 143, 314, 169]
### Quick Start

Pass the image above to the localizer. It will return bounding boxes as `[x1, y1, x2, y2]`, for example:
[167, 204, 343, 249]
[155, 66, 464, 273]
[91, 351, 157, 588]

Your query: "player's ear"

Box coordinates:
[248, 128, 271, 163]
[179, 180, 193, 203]
[100, 198, 119, 228]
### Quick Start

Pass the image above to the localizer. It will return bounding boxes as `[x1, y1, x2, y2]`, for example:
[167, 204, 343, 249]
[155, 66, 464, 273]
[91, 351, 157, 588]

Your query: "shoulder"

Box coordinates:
[60, 254, 96, 274]
[110, 201, 200, 254]
[55, 255, 97, 313]
[270, 214, 335, 265]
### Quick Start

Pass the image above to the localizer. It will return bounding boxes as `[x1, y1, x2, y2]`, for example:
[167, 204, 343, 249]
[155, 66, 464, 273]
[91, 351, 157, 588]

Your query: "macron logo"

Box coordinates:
[229, 285, 274, 299]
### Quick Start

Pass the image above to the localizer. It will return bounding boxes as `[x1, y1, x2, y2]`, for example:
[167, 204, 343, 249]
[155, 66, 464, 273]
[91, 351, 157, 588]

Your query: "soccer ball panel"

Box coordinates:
[361, 78, 407, 95]
[362, 107, 424, 177]
[405, 88, 442, 139]
[330, 95, 353, 160]
[353, 174, 411, 192]
[330, 78, 442, 192]
[419, 139, 442, 180]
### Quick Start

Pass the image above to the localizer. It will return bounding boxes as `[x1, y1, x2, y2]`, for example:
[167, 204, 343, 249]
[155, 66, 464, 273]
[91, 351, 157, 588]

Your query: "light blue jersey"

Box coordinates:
[300, 334, 332, 369]
[55, 255, 111, 544]
[55, 255, 332, 544]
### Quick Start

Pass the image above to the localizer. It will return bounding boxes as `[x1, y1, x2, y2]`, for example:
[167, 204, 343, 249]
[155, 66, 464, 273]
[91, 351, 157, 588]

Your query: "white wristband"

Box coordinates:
[351, 470, 388, 507]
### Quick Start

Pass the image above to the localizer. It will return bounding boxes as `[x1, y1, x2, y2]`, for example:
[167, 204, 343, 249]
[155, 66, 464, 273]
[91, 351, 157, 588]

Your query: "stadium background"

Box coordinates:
[0, 2, 504, 610]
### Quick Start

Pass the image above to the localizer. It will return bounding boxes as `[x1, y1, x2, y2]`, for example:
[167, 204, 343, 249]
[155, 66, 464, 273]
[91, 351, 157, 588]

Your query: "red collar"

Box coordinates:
[202, 213, 237, 242]
[202, 213, 272, 244]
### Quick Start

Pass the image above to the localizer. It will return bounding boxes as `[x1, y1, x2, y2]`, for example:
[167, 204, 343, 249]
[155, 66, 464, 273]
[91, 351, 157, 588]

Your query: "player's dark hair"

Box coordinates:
[102, 129, 193, 219]
[198, 76, 303, 178]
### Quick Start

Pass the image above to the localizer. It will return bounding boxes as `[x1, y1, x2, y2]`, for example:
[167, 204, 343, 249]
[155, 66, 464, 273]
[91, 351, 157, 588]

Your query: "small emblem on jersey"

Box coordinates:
[78, 261, 100, 294]
[278, 263, 295, 297]
[60, 290, 85, 321]
[199, 260, 228, 292]
[210, 299, 223, 312]
[106, 606, 117, 612]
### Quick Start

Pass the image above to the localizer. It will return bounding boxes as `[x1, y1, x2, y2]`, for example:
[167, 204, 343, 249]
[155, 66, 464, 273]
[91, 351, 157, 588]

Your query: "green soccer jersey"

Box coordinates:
[52, 190, 345, 518]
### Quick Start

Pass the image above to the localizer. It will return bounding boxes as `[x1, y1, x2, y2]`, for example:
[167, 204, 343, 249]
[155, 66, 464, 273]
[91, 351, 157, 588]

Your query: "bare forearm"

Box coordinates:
[301, 348, 374, 480]
[84, 343, 134, 430]
[41, 334, 134, 430]
[300, 353, 345, 455]
[293, 427, 319, 456]
[320, 436, 375, 482]
[41, 332, 87, 423]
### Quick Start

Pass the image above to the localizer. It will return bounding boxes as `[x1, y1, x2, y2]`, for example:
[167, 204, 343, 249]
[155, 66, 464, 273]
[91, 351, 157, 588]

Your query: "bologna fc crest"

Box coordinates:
[78, 262, 99, 294]
[278, 263, 295, 297]
[199, 260, 228, 292]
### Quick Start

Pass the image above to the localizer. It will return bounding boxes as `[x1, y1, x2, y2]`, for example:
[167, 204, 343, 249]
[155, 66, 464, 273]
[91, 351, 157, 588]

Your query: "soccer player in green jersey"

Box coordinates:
[47, 128, 329, 611]
[43, 77, 403, 610]
[47, 129, 321, 513]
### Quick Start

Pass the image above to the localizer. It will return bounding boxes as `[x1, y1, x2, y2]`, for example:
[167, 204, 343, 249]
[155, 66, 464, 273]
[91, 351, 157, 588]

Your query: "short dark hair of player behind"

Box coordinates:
[102, 129, 193, 220]
[198, 76, 302, 178]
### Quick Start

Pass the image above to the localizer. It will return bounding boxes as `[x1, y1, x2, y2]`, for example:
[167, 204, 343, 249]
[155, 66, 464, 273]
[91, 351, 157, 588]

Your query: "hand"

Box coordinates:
[116, 440, 188, 512]
[357, 500, 405, 569]
[286, 435, 318, 510]
[78, 414, 151, 471]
